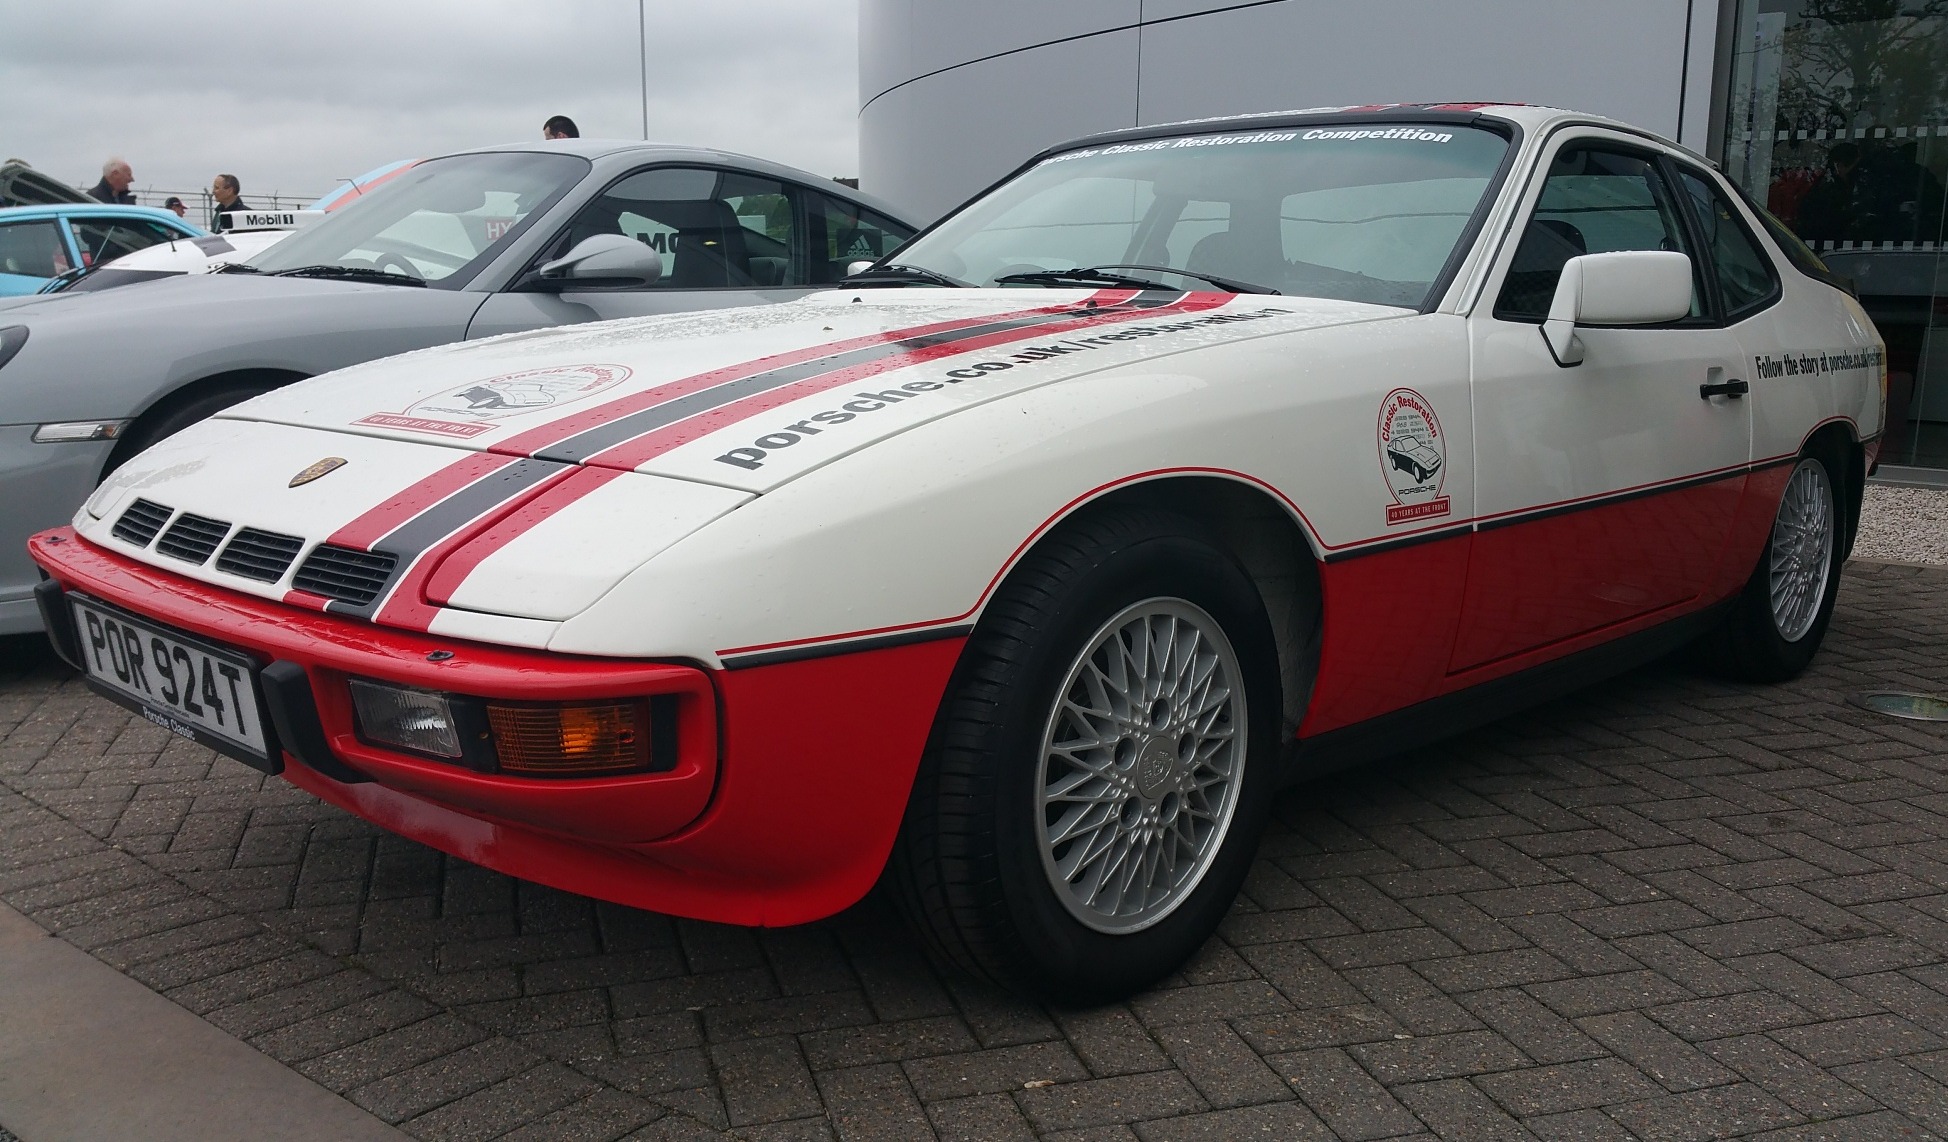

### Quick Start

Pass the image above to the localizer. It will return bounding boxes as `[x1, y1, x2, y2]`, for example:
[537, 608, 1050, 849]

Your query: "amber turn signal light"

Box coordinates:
[485, 699, 655, 777]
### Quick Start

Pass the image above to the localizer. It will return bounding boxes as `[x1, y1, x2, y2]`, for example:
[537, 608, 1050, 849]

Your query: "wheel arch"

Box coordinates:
[102, 367, 309, 476]
[1802, 418, 1864, 561]
[1008, 472, 1324, 739]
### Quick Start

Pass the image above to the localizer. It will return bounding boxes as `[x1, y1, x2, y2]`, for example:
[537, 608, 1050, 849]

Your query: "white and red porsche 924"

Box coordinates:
[33, 105, 1883, 1000]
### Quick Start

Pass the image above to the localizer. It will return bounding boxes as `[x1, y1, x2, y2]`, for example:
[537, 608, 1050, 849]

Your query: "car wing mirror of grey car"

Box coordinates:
[528, 234, 665, 291]
[1540, 250, 1693, 367]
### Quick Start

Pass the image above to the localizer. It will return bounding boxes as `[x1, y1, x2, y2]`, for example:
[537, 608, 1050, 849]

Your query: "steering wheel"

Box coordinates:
[369, 252, 424, 280]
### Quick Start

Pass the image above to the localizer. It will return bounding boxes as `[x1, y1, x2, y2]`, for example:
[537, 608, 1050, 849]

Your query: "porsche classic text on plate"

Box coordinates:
[32, 104, 1885, 1001]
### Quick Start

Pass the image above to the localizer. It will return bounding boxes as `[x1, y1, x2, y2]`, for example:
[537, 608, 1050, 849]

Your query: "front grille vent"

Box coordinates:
[110, 499, 172, 548]
[215, 527, 305, 583]
[154, 513, 231, 565]
[292, 545, 397, 607]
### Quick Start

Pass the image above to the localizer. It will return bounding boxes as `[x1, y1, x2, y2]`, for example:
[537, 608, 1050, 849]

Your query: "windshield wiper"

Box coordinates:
[839, 263, 967, 288]
[995, 264, 1278, 295]
[39, 266, 91, 293]
[211, 262, 261, 274]
[268, 264, 426, 286]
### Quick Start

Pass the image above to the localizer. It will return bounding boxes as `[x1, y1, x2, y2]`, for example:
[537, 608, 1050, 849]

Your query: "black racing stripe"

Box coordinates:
[371, 457, 573, 557]
[531, 292, 1188, 464]
[1472, 464, 1749, 534]
[720, 623, 975, 669]
[336, 457, 573, 619]
[1326, 463, 1766, 564]
[1320, 522, 1472, 563]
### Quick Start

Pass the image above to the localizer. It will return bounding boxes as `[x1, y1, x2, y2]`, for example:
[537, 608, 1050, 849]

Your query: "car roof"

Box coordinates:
[0, 202, 201, 228]
[437, 139, 913, 225]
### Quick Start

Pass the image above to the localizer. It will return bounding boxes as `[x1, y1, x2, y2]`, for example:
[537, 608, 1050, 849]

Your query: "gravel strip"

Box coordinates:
[1854, 483, 1948, 565]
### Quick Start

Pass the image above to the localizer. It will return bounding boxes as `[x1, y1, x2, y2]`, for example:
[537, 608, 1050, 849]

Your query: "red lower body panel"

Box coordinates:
[1450, 475, 1746, 671]
[31, 529, 961, 926]
[1300, 470, 1780, 737]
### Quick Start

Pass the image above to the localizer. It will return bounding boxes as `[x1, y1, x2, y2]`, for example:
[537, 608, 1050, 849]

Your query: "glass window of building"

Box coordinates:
[1723, 0, 1948, 467]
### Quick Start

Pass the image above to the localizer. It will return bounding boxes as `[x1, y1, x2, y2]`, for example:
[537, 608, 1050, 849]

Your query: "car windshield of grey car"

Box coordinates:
[246, 152, 588, 287]
[888, 123, 1510, 307]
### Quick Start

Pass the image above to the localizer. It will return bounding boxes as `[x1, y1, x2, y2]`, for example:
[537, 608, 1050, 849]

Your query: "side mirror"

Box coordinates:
[1541, 250, 1693, 366]
[533, 234, 663, 290]
[844, 259, 877, 277]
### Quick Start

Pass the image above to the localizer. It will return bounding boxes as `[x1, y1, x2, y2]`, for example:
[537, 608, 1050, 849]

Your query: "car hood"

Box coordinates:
[0, 271, 487, 423]
[225, 288, 1404, 495]
[0, 266, 444, 319]
[80, 289, 1403, 636]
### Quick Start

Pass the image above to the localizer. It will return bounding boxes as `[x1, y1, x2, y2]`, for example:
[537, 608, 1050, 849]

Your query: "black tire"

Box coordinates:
[889, 507, 1283, 1002]
[108, 384, 275, 475]
[1693, 446, 1845, 682]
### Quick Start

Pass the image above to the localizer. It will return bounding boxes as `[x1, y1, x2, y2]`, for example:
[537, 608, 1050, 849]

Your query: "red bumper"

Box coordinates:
[30, 529, 964, 926]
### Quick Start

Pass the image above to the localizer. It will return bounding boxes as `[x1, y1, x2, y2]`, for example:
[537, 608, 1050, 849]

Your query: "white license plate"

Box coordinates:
[69, 596, 270, 762]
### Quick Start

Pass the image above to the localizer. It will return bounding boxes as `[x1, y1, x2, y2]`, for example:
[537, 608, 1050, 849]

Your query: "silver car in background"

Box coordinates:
[0, 141, 914, 632]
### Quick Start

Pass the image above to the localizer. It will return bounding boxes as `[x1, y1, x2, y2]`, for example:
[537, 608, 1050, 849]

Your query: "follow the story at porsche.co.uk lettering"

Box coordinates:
[29, 104, 1883, 1001]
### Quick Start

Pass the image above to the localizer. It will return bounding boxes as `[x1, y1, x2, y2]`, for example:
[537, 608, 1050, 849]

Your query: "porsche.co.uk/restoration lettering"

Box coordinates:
[713, 306, 1292, 471]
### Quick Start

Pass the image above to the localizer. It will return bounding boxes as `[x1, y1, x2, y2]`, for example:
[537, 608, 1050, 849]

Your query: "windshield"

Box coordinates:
[248, 152, 588, 286]
[893, 123, 1511, 308]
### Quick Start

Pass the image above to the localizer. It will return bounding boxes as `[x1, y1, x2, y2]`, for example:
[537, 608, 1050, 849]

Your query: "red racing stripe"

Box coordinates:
[420, 466, 628, 608]
[372, 464, 584, 630]
[337, 297, 1130, 556]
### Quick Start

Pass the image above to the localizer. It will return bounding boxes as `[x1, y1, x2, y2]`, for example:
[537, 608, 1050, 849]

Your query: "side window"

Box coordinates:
[0, 221, 72, 277]
[1496, 145, 1702, 322]
[1676, 168, 1779, 319]
[67, 218, 181, 268]
[807, 193, 913, 283]
[545, 167, 798, 289]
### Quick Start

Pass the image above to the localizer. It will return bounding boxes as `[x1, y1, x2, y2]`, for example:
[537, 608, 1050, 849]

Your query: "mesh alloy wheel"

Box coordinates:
[1769, 458, 1834, 643]
[1034, 597, 1245, 934]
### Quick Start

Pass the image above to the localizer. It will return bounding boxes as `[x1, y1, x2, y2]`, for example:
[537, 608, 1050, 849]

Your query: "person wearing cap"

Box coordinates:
[162, 196, 187, 219]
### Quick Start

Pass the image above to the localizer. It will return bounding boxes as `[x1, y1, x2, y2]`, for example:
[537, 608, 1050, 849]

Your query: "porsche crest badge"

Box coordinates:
[289, 457, 347, 487]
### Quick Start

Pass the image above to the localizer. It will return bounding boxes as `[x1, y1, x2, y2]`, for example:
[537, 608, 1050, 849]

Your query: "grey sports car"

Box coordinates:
[0, 141, 914, 632]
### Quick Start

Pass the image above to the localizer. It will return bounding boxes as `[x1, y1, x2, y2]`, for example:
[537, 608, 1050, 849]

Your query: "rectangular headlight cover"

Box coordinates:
[348, 678, 463, 758]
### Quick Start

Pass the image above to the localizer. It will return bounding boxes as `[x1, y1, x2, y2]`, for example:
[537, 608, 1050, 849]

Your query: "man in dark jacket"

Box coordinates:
[210, 173, 250, 231]
[86, 158, 135, 204]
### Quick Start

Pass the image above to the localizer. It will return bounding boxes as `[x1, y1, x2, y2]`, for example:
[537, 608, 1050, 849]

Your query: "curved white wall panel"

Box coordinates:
[861, 29, 1139, 222]
[860, 0, 1725, 222]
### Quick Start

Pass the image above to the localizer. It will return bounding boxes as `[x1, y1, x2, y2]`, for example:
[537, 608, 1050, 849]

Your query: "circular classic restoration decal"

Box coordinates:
[354, 364, 634, 439]
[1377, 387, 1451, 525]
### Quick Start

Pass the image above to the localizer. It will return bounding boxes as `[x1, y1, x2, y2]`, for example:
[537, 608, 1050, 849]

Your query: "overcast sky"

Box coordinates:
[1, 0, 859, 204]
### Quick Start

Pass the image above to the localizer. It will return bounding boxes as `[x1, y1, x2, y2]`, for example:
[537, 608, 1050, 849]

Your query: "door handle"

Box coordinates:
[1699, 378, 1749, 400]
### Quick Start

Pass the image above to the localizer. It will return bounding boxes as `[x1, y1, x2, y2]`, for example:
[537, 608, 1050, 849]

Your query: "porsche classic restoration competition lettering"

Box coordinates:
[1301, 127, 1455, 142]
[30, 107, 1885, 1003]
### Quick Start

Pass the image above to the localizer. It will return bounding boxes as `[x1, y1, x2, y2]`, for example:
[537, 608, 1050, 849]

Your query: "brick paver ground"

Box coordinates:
[4, 561, 1948, 1140]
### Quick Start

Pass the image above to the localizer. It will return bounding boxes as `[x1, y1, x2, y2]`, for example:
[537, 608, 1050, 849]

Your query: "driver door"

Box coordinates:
[1453, 134, 1752, 673]
[467, 166, 816, 338]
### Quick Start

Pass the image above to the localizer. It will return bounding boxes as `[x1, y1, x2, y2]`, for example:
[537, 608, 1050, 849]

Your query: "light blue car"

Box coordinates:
[0, 203, 204, 295]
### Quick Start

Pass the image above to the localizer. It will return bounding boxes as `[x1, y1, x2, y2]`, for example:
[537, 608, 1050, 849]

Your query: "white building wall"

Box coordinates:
[860, 0, 1728, 222]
